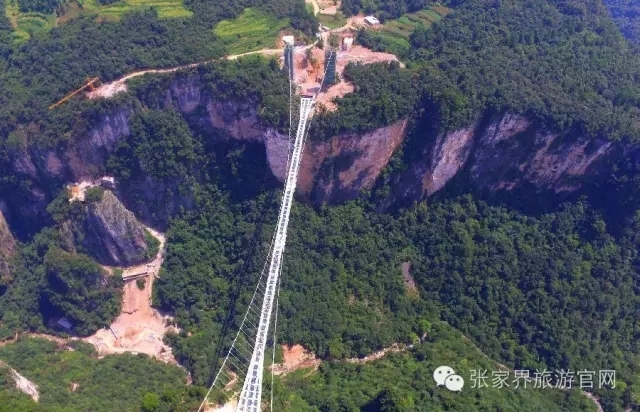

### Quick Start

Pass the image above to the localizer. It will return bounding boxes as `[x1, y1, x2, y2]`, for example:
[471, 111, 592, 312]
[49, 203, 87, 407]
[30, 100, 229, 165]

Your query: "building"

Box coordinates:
[282, 35, 295, 46]
[364, 15, 380, 25]
[56, 317, 73, 331]
[342, 37, 354, 51]
[100, 176, 116, 189]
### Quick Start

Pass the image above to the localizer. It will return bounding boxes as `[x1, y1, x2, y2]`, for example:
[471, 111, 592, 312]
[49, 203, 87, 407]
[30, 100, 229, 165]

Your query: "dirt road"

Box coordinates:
[305, 0, 320, 15]
[88, 49, 283, 99]
[84, 225, 179, 365]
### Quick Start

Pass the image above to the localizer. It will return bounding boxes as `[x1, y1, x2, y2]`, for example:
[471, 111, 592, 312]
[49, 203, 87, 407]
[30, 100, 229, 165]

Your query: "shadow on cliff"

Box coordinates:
[379, 110, 640, 236]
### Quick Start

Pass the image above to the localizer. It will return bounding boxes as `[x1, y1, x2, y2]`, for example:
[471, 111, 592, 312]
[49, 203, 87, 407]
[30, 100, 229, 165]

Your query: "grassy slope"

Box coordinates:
[4, 0, 192, 43]
[381, 4, 452, 39]
[213, 7, 289, 55]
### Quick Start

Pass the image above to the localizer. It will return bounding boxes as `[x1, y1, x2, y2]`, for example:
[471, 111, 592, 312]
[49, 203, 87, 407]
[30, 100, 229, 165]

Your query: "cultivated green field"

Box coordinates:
[5, 0, 55, 43]
[4, 0, 192, 44]
[382, 4, 452, 38]
[75, 0, 192, 20]
[318, 12, 346, 29]
[214, 8, 289, 55]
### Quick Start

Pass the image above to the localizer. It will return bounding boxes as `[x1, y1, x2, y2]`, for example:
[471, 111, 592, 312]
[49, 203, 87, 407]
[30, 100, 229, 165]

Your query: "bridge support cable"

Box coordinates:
[236, 97, 315, 412]
[197, 224, 280, 412]
[199, 44, 333, 412]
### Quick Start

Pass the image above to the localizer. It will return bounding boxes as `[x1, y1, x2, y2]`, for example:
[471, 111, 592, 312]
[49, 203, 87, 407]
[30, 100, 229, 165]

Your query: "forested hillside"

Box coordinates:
[1, 0, 640, 410]
[277, 322, 598, 411]
[0, 338, 198, 411]
[357, 0, 640, 139]
[603, 0, 640, 43]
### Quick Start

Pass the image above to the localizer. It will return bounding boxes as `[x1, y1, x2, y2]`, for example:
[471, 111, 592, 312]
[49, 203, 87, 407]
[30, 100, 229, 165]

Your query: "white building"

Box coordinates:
[364, 15, 380, 25]
[342, 37, 354, 50]
[282, 35, 295, 46]
[100, 176, 116, 189]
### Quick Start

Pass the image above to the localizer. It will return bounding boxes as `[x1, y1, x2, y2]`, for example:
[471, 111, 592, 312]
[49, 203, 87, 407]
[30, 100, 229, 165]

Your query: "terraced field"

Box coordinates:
[214, 8, 289, 55]
[4, 0, 191, 43]
[76, 0, 192, 20]
[382, 5, 452, 38]
[4, 0, 55, 43]
[318, 12, 346, 29]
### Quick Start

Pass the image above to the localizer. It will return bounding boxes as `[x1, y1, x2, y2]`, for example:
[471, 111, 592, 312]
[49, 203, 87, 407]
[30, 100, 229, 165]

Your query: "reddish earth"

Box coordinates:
[271, 344, 320, 375]
[293, 43, 402, 112]
[84, 227, 180, 365]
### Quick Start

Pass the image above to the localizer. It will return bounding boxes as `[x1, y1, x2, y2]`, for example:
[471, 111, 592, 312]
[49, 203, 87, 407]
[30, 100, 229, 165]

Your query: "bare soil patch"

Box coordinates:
[271, 344, 320, 375]
[295, 44, 402, 111]
[401, 261, 419, 296]
[84, 226, 179, 365]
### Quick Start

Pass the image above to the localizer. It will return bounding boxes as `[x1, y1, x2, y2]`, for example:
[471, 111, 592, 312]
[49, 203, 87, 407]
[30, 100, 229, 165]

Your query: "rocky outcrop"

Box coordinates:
[300, 119, 408, 203]
[83, 190, 150, 266]
[396, 113, 625, 203]
[0, 204, 16, 280]
[68, 110, 132, 181]
[0, 362, 39, 402]
[5, 75, 639, 233]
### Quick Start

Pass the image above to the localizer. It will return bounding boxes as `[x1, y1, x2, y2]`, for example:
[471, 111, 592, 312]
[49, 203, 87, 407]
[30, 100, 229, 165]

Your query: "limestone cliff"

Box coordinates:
[4, 76, 638, 232]
[395, 113, 621, 203]
[83, 190, 150, 266]
[0, 204, 16, 280]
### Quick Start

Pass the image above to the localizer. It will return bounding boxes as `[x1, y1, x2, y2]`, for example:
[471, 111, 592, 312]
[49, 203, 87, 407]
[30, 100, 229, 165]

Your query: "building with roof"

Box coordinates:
[282, 35, 295, 46]
[342, 37, 354, 51]
[364, 16, 380, 25]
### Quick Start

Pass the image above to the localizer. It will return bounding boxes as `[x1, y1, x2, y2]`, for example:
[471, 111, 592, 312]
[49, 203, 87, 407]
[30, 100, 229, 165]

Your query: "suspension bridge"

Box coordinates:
[197, 44, 334, 412]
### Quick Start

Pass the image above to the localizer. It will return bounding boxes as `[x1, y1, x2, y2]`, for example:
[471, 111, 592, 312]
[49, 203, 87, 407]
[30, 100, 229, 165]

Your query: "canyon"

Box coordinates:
[1, 75, 635, 236]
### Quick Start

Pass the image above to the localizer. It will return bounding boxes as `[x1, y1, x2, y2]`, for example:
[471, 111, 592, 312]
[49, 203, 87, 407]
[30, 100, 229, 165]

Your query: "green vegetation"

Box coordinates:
[603, 0, 640, 44]
[0, 225, 123, 338]
[317, 12, 346, 29]
[43, 248, 122, 335]
[310, 61, 418, 138]
[0, 337, 200, 411]
[355, 0, 640, 138]
[2, 0, 640, 410]
[381, 5, 451, 39]
[213, 8, 289, 55]
[277, 322, 597, 411]
[74, 0, 193, 21]
[144, 229, 160, 259]
[17, 0, 61, 13]
[4, 0, 55, 43]
[84, 186, 105, 203]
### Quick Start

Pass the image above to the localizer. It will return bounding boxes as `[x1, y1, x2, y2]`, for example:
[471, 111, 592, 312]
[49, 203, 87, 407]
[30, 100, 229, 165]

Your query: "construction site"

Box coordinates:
[49, 12, 401, 113]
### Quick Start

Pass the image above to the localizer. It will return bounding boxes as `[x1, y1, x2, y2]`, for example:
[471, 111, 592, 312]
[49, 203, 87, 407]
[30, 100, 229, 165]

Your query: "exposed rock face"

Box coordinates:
[5, 75, 638, 232]
[0, 362, 39, 402]
[0, 205, 16, 280]
[299, 119, 408, 203]
[396, 113, 624, 203]
[83, 190, 149, 266]
[68, 110, 132, 181]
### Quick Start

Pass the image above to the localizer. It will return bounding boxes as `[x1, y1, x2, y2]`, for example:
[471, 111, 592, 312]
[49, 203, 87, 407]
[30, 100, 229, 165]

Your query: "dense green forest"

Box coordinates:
[0, 225, 122, 338]
[357, 0, 640, 139]
[603, 0, 640, 43]
[277, 321, 598, 411]
[17, 0, 62, 13]
[1, 0, 640, 410]
[0, 337, 198, 411]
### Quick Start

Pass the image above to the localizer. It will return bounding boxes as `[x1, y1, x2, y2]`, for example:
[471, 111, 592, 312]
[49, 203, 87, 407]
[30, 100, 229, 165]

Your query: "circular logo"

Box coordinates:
[433, 365, 455, 386]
